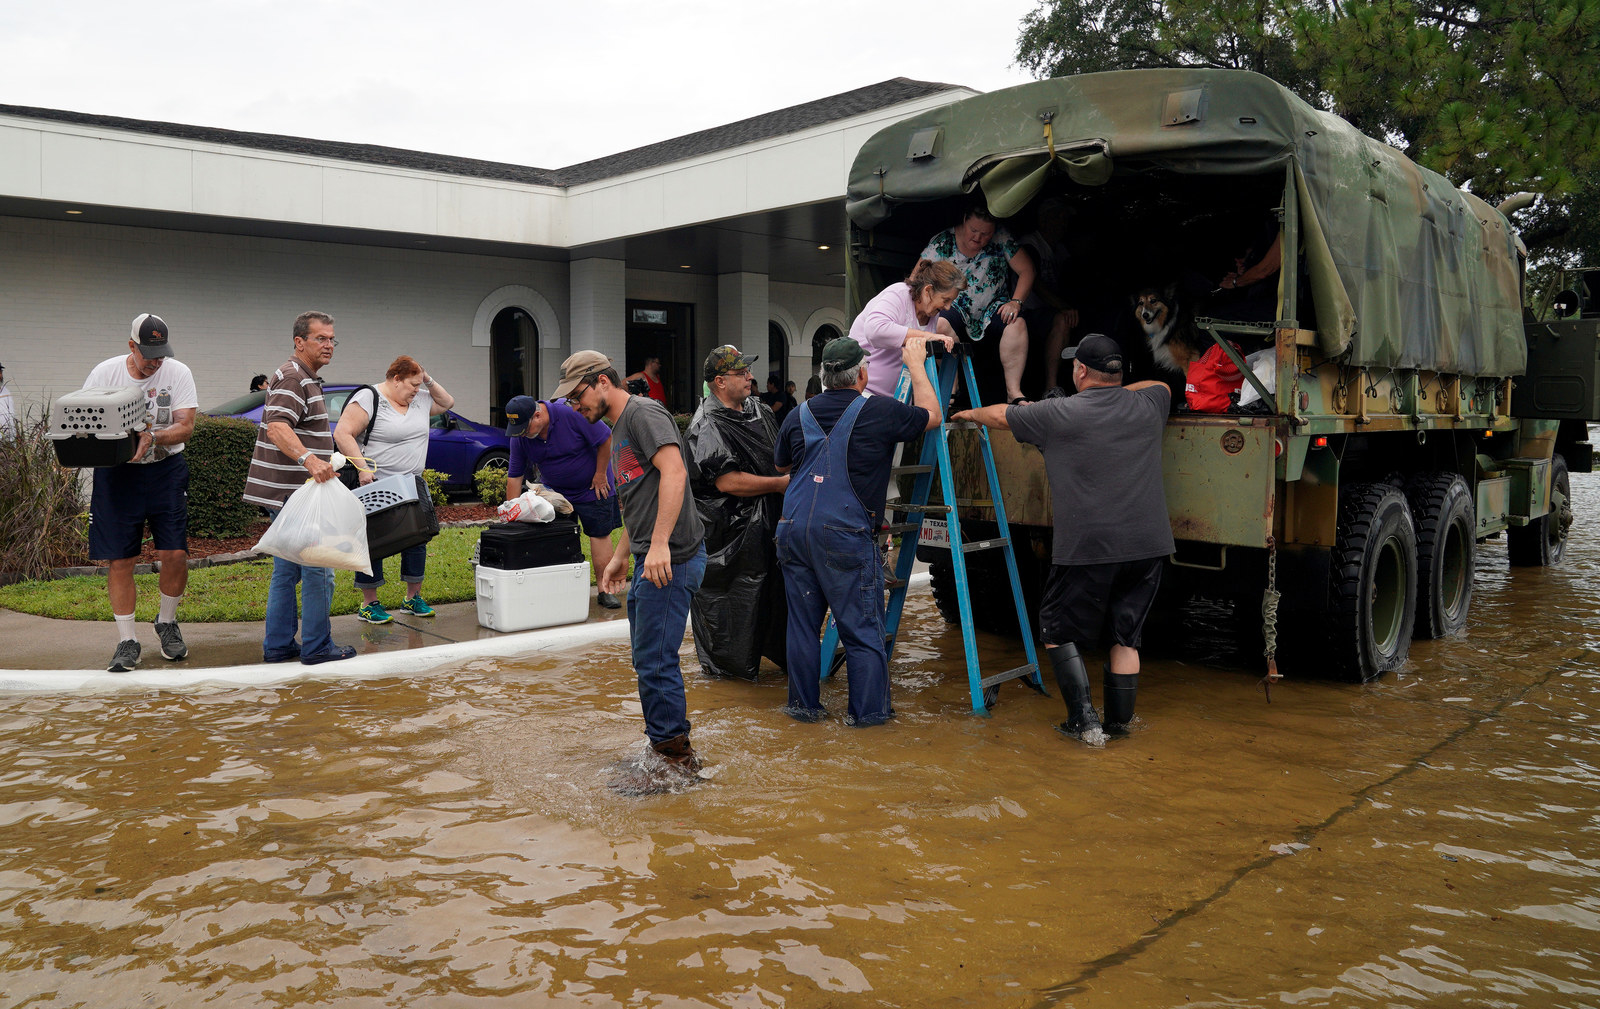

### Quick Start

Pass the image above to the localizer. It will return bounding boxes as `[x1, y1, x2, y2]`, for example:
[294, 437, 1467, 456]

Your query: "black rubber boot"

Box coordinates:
[1049, 644, 1105, 746]
[1102, 666, 1139, 737]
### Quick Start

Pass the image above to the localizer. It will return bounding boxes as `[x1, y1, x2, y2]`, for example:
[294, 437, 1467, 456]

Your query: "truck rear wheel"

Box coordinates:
[1406, 473, 1474, 639]
[1507, 454, 1572, 567]
[927, 544, 1043, 637]
[1326, 483, 1418, 681]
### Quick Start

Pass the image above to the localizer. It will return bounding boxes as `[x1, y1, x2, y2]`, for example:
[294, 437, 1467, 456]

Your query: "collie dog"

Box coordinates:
[1132, 285, 1205, 378]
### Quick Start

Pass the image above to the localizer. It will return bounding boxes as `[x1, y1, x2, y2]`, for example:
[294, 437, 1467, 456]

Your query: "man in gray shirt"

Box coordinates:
[557, 350, 708, 792]
[953, 333, 1172, 746]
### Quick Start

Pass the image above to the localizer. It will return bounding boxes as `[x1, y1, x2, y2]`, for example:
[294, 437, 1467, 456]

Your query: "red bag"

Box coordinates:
[1185, 342, 1245, 413]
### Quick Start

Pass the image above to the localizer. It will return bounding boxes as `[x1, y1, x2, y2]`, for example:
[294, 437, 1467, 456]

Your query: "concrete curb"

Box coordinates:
[0, 617, 633, 694]
[0, 572, 932, 695]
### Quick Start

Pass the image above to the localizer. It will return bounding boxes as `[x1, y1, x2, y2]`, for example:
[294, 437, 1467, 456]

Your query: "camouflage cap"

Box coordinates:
[703, 344, 759, 382]
[550, 350, 613, 399]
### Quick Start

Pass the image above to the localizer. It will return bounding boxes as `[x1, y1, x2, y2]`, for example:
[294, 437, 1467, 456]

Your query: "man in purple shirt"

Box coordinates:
[503, 394, 622, 608]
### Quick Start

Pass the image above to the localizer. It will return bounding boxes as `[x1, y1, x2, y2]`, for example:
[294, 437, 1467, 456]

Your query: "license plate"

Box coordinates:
[918, 518, 950, 549]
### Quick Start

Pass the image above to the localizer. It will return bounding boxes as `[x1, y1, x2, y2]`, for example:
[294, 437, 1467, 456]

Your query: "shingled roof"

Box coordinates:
[0, 78, 962, 190]
[553, 77, 959, 185]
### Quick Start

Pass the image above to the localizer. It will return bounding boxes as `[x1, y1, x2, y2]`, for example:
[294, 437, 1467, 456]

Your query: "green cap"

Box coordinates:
[820, 336, 865, 371]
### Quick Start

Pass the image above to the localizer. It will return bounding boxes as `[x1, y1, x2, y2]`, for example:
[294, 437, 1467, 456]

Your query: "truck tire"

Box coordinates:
[1507, 454, 1572, 567]
[1326, 483, 1418, 681]
[1405, 473, 1475, 639]
[927, 547, 1042, 636]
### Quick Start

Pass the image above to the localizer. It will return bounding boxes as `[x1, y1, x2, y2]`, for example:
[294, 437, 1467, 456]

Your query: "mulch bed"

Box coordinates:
[135, 502, 499, 563]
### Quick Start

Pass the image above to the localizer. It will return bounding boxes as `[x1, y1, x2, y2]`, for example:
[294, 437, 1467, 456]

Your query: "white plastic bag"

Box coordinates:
[497, 489, 556, 524]
[254, 478, 373, 574]
[1237, 349, 1278, 407]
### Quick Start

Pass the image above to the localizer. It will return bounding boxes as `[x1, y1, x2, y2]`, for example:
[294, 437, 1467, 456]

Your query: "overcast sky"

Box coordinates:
[0, 0, 1042, 169]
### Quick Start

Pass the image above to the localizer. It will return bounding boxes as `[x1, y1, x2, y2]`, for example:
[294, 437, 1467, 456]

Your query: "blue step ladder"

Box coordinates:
[819, 345, 1045, 715]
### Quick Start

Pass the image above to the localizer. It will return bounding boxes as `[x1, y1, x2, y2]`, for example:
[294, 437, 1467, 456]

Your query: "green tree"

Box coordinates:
[1015, 0, 1600, 260]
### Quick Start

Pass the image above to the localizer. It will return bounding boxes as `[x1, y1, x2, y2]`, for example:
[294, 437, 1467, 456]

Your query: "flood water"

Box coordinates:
[2, 475, 1598, 1008]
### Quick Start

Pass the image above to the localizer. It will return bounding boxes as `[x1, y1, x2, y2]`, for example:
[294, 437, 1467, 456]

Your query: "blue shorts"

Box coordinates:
[569, 493, 622, 539]
[88, 453, 190, 560]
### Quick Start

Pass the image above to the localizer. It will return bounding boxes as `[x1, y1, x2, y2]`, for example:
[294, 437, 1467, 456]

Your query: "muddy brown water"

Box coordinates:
[3, 476, 1598, 1008]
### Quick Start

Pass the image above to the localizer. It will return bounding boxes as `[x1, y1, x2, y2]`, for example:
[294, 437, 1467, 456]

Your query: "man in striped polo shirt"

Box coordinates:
[244, 311, 356, 665]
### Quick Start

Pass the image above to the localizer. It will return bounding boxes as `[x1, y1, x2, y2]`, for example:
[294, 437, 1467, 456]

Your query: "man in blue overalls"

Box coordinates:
[773, 335, 944, 725]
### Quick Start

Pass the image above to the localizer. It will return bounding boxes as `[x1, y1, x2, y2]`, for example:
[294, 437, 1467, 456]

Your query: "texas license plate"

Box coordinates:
[918, 518, 949, 549]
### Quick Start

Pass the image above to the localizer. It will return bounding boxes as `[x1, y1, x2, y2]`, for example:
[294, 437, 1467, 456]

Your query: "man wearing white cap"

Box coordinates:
[80, 314, 199, 672]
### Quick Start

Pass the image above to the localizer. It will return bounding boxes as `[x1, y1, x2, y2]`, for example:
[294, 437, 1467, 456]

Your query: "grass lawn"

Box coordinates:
[0, 527, 624, 623]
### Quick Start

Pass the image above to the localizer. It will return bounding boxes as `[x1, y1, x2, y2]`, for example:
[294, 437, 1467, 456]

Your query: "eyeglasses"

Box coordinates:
[564, 377, 595, 406]
[298, 336, 338, 346]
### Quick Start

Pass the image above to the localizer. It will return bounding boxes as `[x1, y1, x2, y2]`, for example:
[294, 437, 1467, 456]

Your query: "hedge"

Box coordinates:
[187, 415, 262, 537]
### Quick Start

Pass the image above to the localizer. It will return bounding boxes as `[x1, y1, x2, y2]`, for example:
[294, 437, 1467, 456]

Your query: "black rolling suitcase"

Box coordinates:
[478, 515, 584, 570]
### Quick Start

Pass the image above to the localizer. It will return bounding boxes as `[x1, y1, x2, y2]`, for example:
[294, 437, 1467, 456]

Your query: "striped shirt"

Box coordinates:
[243, 358, 333, 507]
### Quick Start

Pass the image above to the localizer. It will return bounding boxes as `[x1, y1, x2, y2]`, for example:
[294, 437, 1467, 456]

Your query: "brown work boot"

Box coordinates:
[651, 733, 703, 773]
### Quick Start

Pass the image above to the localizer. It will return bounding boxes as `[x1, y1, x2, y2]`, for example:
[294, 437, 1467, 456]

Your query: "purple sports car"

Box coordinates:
[206, 384, 510, 491]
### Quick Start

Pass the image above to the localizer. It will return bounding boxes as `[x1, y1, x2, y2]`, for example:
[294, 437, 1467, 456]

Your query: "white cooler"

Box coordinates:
[474, 561, 590, 631]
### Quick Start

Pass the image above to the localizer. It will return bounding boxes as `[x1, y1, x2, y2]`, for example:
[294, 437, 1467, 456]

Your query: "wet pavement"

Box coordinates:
[0, 473, 1596, 1007]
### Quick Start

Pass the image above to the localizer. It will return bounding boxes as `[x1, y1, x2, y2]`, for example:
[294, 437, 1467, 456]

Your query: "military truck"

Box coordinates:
[844, 69, 1597, 681]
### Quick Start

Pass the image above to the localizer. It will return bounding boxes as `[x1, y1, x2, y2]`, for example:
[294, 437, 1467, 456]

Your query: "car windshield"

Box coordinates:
[205, 391, 268, 415]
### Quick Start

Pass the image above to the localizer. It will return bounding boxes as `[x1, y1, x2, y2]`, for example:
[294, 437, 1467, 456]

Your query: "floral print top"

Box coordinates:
[920, 226, 1020, 339]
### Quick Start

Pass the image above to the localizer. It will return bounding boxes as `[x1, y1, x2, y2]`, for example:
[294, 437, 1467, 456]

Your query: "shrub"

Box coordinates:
[0, 403, 89, 580]
[187, 414, 262, 537]
[421, 469, 449, 508]
[475, 466, 509, 506]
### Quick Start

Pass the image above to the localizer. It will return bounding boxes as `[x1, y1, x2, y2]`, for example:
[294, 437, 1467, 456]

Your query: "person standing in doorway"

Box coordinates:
[244, 311, 356, 666]
[501, 393, 623, 609]
[626, 356, 668, 409]
[559, 351, 708, 787]
[81, 314, 198, 672]
[953, 334, 1172, 745]
[774, 336, 941, 726]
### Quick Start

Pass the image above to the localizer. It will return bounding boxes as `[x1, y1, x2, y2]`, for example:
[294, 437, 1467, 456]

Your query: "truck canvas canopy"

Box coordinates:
[846, 69, 1526, 377]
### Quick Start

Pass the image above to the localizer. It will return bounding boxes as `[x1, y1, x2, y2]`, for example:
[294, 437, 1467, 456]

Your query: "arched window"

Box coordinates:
[489, 307, 538, 428]
[811, 324, 842, 377]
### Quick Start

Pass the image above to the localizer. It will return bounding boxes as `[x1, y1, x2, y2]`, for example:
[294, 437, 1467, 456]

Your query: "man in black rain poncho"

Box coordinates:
[685, 345, 792, 680]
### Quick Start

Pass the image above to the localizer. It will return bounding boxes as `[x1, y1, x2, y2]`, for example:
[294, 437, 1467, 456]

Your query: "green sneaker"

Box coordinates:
[357, 602, 393, 624]
[400, 595, 435, 618]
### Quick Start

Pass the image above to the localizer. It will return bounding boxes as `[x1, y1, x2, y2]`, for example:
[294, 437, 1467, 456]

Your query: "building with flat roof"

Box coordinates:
[0, 78, 975, 424]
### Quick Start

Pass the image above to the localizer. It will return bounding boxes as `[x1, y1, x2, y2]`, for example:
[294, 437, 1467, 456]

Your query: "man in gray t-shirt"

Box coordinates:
[953, 334, 1172, 747]
[556, 350, 708, 794]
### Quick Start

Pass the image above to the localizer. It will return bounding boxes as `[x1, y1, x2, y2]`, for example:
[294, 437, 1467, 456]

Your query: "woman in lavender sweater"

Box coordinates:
[848, 259, 965, 397]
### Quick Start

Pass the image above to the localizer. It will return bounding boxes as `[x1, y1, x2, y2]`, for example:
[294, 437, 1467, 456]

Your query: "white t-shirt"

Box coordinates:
[0, 384, 14, 434]
[82, 355, 199, 461]
[347, 385, 433, 477]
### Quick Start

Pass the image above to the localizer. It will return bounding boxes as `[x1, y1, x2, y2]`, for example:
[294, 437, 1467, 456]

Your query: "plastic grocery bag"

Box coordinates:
[1237, 349, 1278, 407]
[496, 483, 572, 523]
[254, 478, 373, 574]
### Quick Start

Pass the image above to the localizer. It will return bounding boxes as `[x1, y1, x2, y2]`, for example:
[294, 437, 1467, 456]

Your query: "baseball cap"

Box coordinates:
[1062, 333, 1123, 374]
[820, 337, 865, 371]
[503, 395, 539, 436]
[130, 313, 174, 358]
[550, 350, 614, 399]
[703, 345, 758, 382]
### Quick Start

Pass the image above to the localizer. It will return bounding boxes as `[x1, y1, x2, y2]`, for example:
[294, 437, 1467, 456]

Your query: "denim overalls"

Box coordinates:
[775, 396, 893, 725]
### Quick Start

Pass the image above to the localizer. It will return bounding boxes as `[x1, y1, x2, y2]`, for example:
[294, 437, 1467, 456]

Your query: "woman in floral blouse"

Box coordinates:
[921, 204, 1037, 404]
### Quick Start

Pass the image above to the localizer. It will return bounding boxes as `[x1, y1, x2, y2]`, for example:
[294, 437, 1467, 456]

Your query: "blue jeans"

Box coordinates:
[627, 545, 706, 744]
[265, 556, 335, 656]
[353, 542, 427, 589]
[777, 521, 891, 725]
